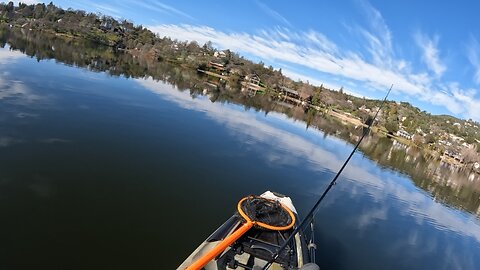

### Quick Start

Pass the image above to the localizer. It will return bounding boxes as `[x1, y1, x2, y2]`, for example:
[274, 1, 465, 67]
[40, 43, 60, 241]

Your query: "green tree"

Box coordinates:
[385, 115, 399, 134]
[6, 2, 14, 13]
[202, 41, 213, 52]
[33, 3, 46, 19]
[424, 134, 435, 144]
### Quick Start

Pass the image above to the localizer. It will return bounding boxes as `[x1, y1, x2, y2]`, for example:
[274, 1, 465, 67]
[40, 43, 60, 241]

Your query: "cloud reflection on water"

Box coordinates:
[0, 48, 47, 105]
[136, 77, 480, 248]
[0, 79, 44, 104]
[0, 136, 22, 147]
[0, 47, 24, 64]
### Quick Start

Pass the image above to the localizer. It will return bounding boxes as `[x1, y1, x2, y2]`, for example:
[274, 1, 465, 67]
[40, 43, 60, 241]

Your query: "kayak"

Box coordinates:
[178, 191, 318, 270]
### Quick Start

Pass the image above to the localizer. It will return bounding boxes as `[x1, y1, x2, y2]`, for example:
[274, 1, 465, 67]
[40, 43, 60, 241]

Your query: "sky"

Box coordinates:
[6, 0, 480, 121]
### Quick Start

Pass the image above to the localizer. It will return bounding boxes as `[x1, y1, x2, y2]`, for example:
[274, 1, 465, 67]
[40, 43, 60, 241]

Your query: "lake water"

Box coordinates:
[1, 43, 480, 270]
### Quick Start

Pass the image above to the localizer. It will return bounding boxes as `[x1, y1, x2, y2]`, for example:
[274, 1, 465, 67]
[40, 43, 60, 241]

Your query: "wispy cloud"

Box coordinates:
[131, 0, 194, 20]
[154, 1, 194, 20]
[0, 47, 47, 105]
[255, 1, 291, 27]
[69, 1, 123, 18]
[281, 68, 368, 98]
[414, 32, 446, 77]
[466, 36, 480, 84]
[0, 47, 24, 65]
[148, 23, 479, 120]
[147, 1, 480, 121]
[357, 0, 394, 68]
[90, 3, 122, 18]
[0, 136, 23, 147]
[38, 138, 72, 144]
[449, 83, 480, 120]
[0, 80, 44, 104]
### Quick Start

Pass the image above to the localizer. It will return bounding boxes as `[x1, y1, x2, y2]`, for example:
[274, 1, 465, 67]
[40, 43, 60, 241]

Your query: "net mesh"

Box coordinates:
[239, 196, 294, 229]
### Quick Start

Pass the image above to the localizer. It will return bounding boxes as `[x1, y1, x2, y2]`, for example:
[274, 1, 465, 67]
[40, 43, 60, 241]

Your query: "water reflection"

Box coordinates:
[140, 72, 480, 216]
[138, 77, 480, 245]
[0, 79, 44, 104]
[0, 26, 479, 269]
[0, 136, 22, 147]
[0, 45, 23, 63]
[1, 25, 478, 215]
[137, 78, 377, 183]
[136, 80, 480, 269]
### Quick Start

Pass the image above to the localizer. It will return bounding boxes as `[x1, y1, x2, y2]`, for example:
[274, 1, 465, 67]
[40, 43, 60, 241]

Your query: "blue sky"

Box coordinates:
[9, 0, 480, 121]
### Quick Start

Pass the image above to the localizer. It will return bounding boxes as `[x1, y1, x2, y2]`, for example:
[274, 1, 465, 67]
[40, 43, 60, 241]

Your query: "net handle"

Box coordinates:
[185, 221, 254, 270]
[237, 196, 296, 231]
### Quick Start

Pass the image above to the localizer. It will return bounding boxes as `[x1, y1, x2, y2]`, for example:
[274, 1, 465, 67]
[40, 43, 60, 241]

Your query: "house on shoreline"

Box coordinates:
[241, 74, 265, 96]
[207, 61, 226, 72]
[278, 86, 311, 106]
[396, 130, 412, 140]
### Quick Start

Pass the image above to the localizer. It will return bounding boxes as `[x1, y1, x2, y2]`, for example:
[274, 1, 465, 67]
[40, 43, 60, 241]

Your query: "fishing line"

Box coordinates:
[262, 84, 393, 270]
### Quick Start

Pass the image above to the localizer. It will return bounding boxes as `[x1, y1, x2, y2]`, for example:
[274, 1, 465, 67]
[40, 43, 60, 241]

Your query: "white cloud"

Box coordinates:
[256, 1, 291, 27]
[149, 23, 480, 121]
[280, 68, 325, 86]
[66, 1, 123, 18]
[0, 136, 22, 147]
[90, 3, 122, 18]
[414, 32, 446, 77]
[0, 47, 24, 64]
[38, 138, 71, 144]
[449, 84, 480, 120]
[357, 0, 394, 68]
[150, 24, 420, 92]
[0, 80, 43, 104]
[0, 48, 47, 105]
[466, 36, 480, 85]
[130, 0, 194, 20]
[147, 2, 480, 121]
[281, 68, 368, 98]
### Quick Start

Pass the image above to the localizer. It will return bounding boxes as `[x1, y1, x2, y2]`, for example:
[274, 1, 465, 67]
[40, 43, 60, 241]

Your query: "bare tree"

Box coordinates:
[461, 146, 479, 165]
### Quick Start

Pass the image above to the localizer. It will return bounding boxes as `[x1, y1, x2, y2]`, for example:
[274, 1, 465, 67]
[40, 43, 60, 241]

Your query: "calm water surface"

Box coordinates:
[1, 46, 480, 270]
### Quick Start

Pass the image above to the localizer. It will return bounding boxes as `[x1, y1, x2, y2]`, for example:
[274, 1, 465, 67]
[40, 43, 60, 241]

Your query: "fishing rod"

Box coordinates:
[262, 84, 393, 270]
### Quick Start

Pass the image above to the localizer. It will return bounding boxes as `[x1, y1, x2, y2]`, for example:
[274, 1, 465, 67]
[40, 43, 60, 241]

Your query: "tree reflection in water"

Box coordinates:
[1, 26, 478, 216]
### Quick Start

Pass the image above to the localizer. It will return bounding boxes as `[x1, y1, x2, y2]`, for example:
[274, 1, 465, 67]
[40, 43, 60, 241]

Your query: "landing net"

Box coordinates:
[237, 196, 295, 231]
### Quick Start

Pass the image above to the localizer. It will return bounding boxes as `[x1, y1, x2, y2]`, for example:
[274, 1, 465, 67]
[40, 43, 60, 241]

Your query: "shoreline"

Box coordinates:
[3, 23, 477, 171]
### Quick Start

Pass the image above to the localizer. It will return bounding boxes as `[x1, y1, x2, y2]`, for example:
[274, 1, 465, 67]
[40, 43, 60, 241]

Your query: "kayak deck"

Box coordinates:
[178, 191, 311, 270]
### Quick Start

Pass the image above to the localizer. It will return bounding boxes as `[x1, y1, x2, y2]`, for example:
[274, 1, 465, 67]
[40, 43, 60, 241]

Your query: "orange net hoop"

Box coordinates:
[237, 195, 295, 231]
